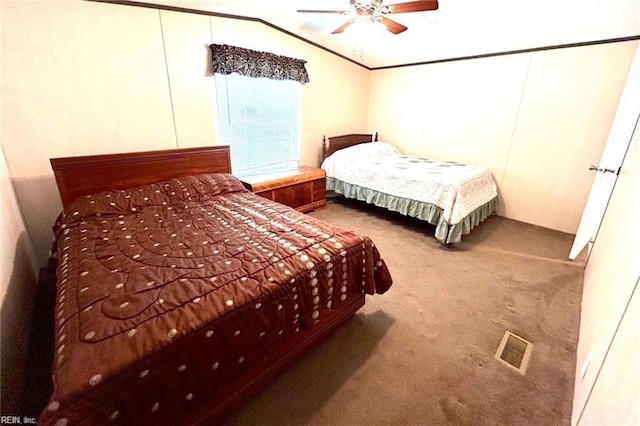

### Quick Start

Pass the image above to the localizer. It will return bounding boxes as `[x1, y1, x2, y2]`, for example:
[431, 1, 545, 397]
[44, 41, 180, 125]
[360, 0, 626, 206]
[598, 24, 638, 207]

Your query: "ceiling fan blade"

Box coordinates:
[377, 16, 408, 34]
[297, 9, 349, 14]
[331, 18, 357, 34]
[386, 0, 439, 13]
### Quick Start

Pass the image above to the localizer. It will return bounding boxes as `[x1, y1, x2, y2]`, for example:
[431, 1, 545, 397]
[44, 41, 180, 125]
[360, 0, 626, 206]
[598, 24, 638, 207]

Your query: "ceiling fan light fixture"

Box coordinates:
[300, 0, 438, 35]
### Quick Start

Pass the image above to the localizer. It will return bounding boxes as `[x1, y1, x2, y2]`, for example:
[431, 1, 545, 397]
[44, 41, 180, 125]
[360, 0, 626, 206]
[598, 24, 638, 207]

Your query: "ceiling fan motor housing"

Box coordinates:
[350, 0, 383, 16]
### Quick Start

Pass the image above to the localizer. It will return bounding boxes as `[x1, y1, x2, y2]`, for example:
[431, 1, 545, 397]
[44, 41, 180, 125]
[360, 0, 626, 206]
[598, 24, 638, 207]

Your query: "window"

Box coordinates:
[215, 73, 300, 176]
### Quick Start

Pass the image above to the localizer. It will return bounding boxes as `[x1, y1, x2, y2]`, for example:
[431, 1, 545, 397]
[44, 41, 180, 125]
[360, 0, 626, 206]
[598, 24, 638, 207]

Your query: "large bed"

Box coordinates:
[40, 146, 392, 425]
[321, 134, 498, 244]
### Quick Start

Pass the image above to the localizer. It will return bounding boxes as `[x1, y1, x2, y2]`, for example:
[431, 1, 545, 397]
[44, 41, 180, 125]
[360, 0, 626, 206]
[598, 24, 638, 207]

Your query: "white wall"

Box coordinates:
[0, 146, 38, 413]
[578, 279, 640, 425]
[1, 1, 370, 266]
[2, 2, 177, 266]
[368, 41, 637, 234]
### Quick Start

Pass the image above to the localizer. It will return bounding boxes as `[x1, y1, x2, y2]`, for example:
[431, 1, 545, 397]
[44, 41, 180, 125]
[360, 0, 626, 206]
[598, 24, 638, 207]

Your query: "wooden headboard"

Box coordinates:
[50, 146, 231, 208]
[321, 133, 378, 161]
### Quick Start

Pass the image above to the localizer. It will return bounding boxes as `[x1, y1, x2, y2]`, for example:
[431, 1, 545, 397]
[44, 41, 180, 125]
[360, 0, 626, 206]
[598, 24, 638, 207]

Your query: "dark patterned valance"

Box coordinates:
[209, 44, 309, 84]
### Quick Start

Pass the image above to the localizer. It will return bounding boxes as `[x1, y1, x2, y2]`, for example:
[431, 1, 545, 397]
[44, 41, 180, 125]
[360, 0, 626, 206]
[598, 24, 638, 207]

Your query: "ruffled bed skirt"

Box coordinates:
[326, 177, 498, 244]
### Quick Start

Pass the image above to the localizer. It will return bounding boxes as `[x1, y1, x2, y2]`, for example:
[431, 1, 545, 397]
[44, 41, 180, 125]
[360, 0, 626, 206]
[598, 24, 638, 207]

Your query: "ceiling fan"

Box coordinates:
[297, 0, 439, 35]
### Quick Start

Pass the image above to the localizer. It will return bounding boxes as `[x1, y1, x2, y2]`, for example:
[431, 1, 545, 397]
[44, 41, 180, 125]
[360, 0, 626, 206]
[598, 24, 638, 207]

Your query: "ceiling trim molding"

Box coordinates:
[86, 0, 371, 70]
[371, 35, 640, 70]
[86, 1, 638, 71]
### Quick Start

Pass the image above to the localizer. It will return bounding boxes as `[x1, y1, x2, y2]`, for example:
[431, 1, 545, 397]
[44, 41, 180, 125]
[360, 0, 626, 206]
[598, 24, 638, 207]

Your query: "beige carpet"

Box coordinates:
[225, 198, 584, 425]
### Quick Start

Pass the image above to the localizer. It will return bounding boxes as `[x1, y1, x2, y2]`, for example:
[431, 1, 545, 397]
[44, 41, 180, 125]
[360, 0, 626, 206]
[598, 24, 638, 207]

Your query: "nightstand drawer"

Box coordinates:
[272, 181, 311, 208]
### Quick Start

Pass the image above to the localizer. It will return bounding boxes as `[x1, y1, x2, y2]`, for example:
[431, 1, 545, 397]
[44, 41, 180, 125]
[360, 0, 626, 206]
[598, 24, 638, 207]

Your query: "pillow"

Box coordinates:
[61, 182, 168, 222]
[328, 141, 400, 161]
[61, 173, 247, 224]
[162, 173, 247, 202]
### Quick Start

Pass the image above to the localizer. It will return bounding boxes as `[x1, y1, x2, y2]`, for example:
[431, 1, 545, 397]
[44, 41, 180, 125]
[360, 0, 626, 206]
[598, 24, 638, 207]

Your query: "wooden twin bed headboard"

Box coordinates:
[321, 132, 378, 161]
[50, 146, 231, 208]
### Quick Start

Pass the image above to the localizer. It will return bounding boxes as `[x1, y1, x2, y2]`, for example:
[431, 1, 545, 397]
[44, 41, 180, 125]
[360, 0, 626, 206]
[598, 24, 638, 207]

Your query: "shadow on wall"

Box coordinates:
[12, 175, 63, 268]
[1, 232, 38, 416]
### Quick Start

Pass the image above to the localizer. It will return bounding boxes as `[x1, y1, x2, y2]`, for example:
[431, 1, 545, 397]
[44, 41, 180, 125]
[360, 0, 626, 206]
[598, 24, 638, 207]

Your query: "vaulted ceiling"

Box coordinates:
[127, 0, 640, 68]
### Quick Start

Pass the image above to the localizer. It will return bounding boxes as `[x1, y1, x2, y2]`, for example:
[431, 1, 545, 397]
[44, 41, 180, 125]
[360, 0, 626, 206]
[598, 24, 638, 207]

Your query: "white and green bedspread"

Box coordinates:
[321, 142, 498, 244]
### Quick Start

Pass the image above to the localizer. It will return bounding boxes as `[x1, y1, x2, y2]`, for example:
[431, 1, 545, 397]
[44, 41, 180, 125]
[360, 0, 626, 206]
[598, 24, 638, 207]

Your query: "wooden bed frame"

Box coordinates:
[321, 132, 378, 162]
[50, 146, 232, 208]
[48, 146, 366, 424]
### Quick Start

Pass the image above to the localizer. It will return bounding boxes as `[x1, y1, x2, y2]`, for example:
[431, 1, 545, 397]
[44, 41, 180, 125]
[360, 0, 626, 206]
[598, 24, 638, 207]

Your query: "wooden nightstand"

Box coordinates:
[238, 166, 327, 213]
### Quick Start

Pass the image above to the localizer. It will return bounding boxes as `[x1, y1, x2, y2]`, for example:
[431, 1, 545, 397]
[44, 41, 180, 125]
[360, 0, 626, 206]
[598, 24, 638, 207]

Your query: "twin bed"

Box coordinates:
[321, 134, 498, 244]
[40, 146, 392, 425]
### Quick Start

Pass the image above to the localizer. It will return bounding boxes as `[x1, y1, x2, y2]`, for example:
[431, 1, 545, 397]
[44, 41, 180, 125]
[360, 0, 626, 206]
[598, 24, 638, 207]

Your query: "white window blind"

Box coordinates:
[215, 73, 300, 176]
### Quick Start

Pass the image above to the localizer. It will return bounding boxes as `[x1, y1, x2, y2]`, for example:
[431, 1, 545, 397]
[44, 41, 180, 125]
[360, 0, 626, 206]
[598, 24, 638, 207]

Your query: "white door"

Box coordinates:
[569, 44, 640, 260]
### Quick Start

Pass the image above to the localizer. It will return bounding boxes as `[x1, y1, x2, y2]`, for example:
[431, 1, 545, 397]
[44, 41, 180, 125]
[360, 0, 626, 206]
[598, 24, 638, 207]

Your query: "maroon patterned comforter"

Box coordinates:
[40, 173, 392, 425]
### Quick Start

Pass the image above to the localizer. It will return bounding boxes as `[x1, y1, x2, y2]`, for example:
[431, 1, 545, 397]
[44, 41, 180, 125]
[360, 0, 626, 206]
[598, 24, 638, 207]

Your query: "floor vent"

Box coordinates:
[495, 331, 533, 374]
